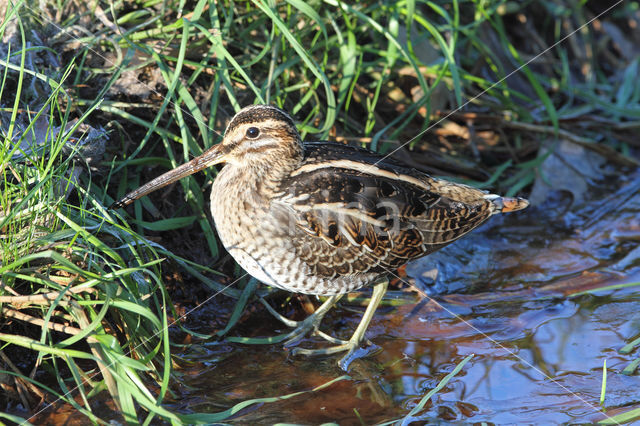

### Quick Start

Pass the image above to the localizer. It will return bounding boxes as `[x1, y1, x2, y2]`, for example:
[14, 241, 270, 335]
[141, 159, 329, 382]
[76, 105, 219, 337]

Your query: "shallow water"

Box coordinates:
[32, 174, 640, 424]
[174, 172, 640, 424]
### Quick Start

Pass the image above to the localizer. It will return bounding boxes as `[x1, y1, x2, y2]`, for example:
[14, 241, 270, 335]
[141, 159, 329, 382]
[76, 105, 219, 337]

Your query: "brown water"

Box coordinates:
[172, 173, 640, 424]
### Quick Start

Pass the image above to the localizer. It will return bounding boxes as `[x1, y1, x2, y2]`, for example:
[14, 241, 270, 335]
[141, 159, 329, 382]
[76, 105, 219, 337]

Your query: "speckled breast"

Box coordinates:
[209, 167, 375, 295]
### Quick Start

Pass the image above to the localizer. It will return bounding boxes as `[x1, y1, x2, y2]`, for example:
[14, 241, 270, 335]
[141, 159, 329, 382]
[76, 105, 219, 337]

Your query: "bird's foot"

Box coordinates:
[282, 313, 344, 347]
[292, 279, 389, 371]
[258, 280, 388, 371]
[258, 294, 344, 345]
[291, 332, 380, 370]
[281, 295, 343, 346]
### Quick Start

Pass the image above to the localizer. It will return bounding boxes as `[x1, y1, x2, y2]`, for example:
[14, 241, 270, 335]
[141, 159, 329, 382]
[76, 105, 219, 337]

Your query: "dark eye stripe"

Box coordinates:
[242, 144, 279, 154]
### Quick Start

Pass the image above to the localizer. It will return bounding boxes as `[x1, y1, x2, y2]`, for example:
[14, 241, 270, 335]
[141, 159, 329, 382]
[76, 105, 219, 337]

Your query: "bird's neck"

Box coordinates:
[213, 153, 302, 206]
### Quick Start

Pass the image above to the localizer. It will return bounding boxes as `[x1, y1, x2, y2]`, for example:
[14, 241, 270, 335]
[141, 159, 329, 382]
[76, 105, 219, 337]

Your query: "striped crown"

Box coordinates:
[219, 105, 303, 168]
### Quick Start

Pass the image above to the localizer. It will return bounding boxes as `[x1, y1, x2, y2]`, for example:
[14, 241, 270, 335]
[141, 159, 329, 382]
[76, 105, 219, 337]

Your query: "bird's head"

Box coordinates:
[217, 105, 302, 167]
[111, 104, 302, 208]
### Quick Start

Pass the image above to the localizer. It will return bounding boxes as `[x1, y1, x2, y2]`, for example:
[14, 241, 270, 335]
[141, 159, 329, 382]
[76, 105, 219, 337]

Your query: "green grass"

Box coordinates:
[0, 26, 176, 422]
[1, 0, 639, 423]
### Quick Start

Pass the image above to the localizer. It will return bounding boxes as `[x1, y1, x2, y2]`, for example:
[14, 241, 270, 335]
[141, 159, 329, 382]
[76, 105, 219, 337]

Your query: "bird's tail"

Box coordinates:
[484, 194, 530, 214]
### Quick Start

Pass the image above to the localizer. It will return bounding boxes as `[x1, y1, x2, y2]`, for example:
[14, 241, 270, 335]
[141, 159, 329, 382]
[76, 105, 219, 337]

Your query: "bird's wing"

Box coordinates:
[274, 142, 497, 278]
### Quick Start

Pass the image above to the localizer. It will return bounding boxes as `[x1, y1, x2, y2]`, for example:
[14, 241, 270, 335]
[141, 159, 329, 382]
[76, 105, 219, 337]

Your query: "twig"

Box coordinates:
[503, 121, 593, 144]
[0, 285, 96, 307]
[1, 307, 88, 338]
[503, 121, 640, 167]
[612, 121, 640, 130]
[0, 349, 45, 407]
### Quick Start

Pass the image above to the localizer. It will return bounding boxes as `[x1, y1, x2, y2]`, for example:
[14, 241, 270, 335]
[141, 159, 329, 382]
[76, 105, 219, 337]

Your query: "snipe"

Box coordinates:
[112, 105, 529, 369]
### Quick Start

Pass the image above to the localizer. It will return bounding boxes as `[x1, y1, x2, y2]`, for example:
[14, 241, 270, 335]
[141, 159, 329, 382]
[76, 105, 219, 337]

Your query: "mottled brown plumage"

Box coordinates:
[112, 104, 528, 367]
[279, 142, 512, 281]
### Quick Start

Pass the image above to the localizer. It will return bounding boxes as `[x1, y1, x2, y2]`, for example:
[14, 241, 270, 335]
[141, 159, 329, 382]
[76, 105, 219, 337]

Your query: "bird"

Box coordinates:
[111, 104, 529, 369]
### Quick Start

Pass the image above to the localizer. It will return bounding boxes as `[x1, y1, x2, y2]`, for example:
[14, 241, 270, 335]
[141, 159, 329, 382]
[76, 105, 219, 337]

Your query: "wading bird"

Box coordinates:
[112, 105, 529, 369]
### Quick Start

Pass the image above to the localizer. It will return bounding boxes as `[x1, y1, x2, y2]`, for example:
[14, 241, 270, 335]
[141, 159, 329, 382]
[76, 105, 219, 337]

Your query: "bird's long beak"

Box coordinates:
[110, 143, 225, 209]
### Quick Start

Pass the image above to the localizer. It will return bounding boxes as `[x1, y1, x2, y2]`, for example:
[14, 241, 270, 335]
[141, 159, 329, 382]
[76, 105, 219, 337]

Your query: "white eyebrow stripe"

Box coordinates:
[249, 138, 279, 149]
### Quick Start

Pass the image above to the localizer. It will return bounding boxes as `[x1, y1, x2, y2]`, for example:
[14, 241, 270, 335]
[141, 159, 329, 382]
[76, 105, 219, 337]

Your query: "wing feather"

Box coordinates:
[277, 142, 496, 277]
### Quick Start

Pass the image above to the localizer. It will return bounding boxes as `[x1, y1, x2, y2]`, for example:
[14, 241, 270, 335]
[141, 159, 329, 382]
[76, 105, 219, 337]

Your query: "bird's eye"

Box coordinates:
[246, 127, 260, 139]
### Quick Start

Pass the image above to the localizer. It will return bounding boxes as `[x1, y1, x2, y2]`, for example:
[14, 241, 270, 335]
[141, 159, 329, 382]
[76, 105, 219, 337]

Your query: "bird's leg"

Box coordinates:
[337, 279, 388, 369]
[227, 295, 342, 346]
[254, 294, 344, 344]
[258, 297, 300, 328]
[292, 279, 389, 370]
[281, 294, 343, 346]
